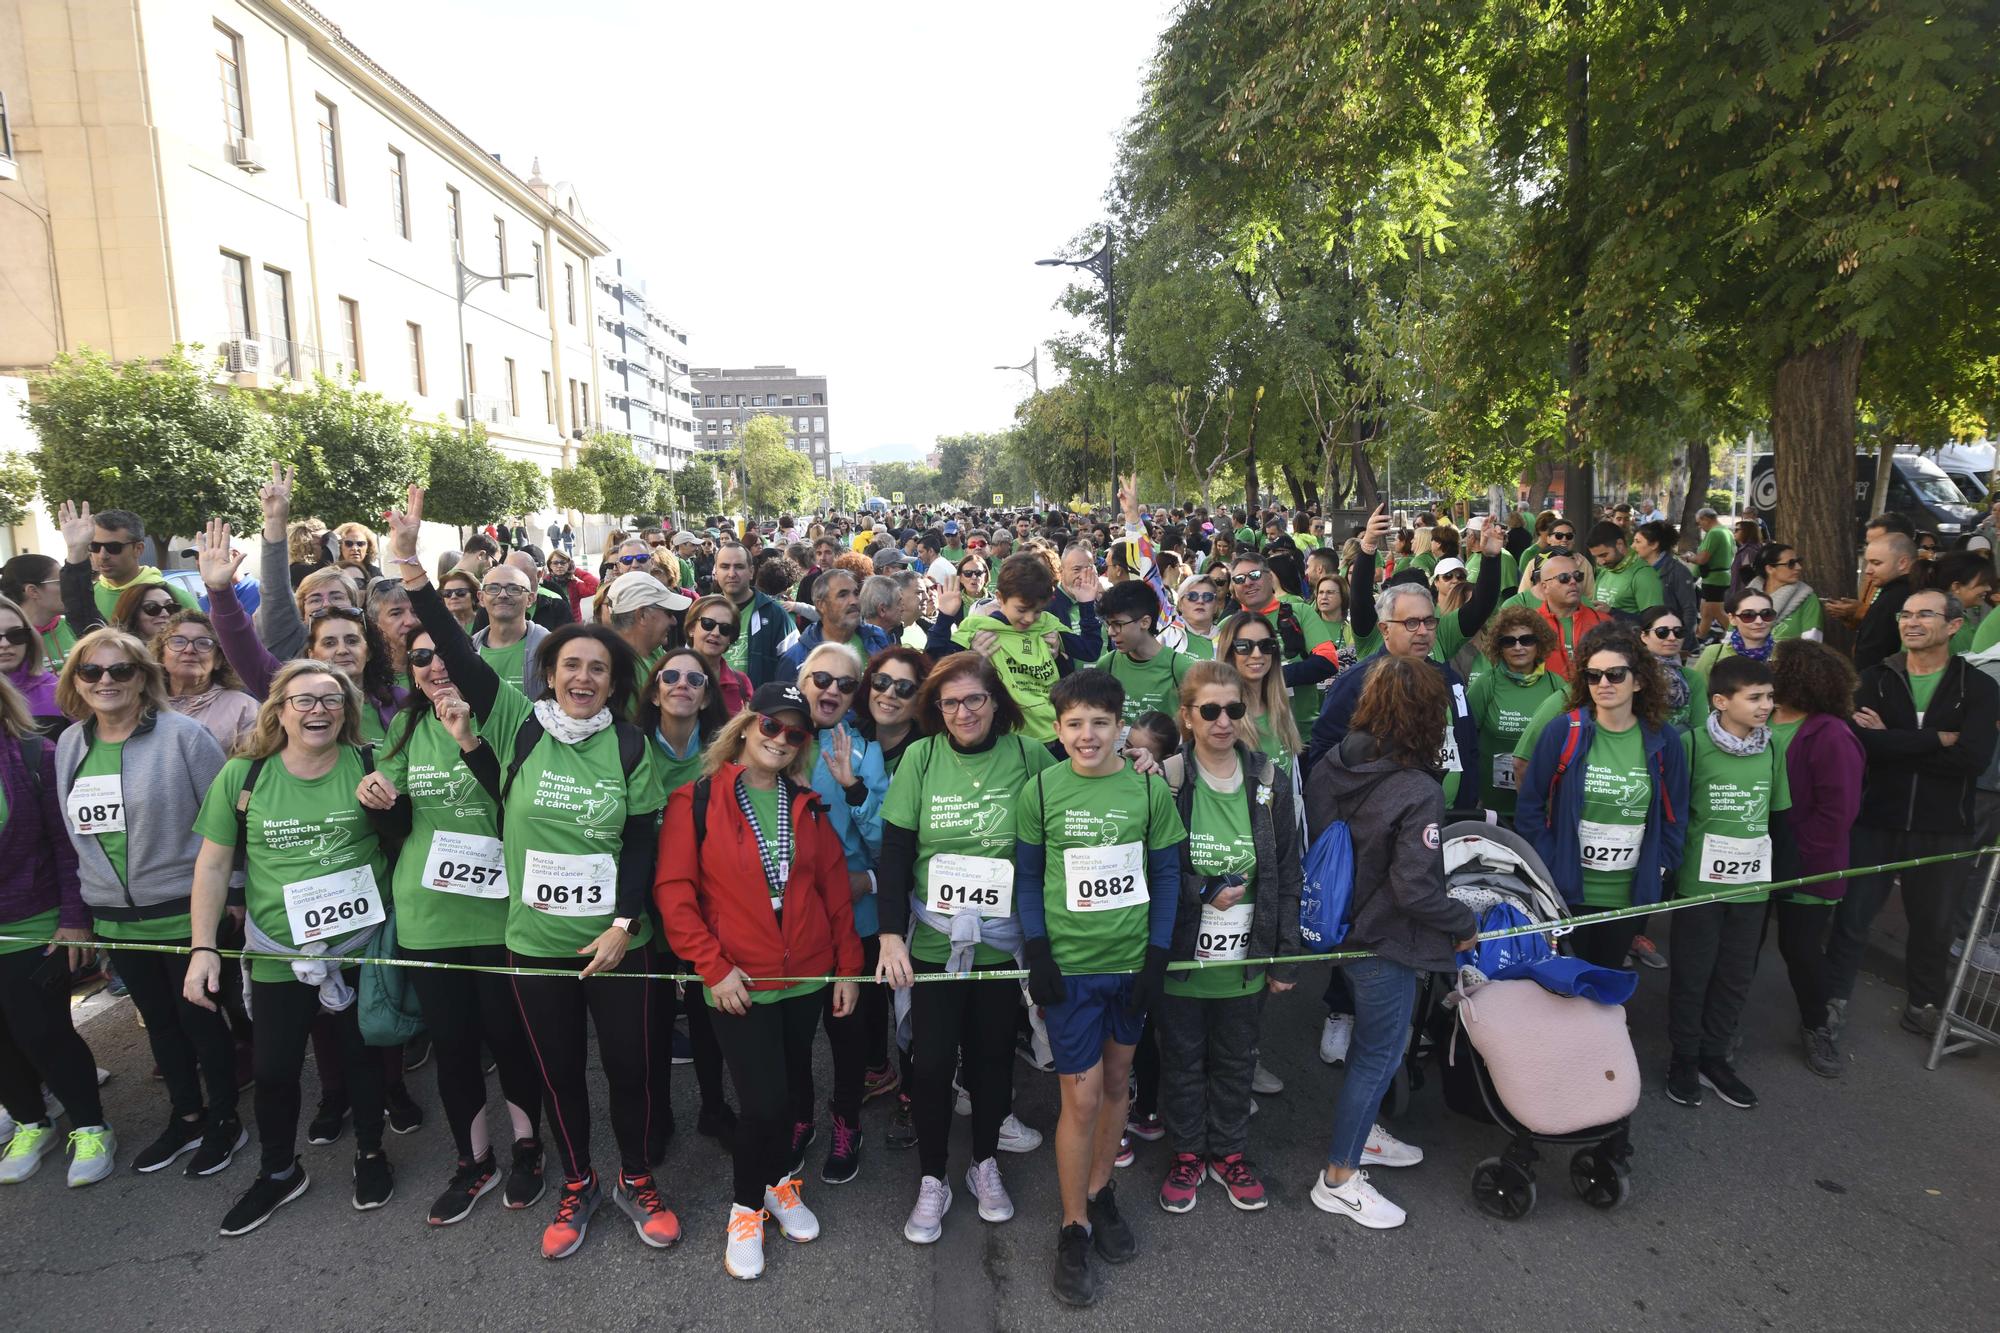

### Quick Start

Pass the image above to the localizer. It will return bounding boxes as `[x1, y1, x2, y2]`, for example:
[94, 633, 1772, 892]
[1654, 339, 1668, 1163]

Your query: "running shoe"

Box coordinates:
[428, 1154, 497, 1226]
[1125, 1110, 1164, 1142]
[1114, 1134, 1134, 1169]
[1251, 1061, 1284, 1095]
[1158, 1151, 1202, 1213]
[863, 1063, 901, 1102]
[1017, 1015, 1055, 1072]
[1698, 1059, 1758, 1109]
[1900, 1003, 1942, 1037]
[1626, 934, 1668, 970]
[505, 1138, 545, 1209]
[786, 1120, 815, 1178]
[904, 1174, 952, 1243]
[402, 1035, 433, 1073]
[821, 1112, 862, 1185]
[351, 1150, 394, 1210]
[725, 1204, 766, 1279]
[66, 1125, 116, 1187]
[1086, 1180, 1136, 1262]
[0, 1107, 14, 1150]
[886, 1094, 917, 1150]
[1665, 1057, 1704, 1107]
[966, 1156, 1014, 1222]
[219, 1161, 310, 1236]
[133, 1115, 203, 1174]
[1361, 1123, 1423, 1168]
[996, 1113, 1042, 1154]
[1319, 1013, 1353, 1066]
[188, 1116, 247, 1177]
[307, 1099, 348, 1146]
[1310, 1169, 1404, 1229]
[614, 1172, 682, 1248]
[1052, 1222, 1096, 1307]
[0, 1120, 59, 1184]
[1207, 1153, 1267, 1211]
[764, 1176, 820, 1241]
[1801, 1026, 1843, 1079]
[385, 1085, 424, 1135]
[542, 1174, 602, 1260]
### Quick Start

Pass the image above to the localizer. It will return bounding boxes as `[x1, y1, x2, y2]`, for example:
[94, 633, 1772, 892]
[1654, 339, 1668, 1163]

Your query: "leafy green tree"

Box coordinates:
[674, 459, 720, 516]
[742, 415, 816, 515]
[577, 431, 655, 520]
[868, 461, 945, 508]
[1011, 387, 1095, 504]
[548, 465, 601, 516]
[413, 419, 512, 538]
[506, 458, 547, 517]
[0, 453, 39, 527]
[267, 373, 424, 526]
[27, 344, 279, 535]
[820, 477, 865, 513]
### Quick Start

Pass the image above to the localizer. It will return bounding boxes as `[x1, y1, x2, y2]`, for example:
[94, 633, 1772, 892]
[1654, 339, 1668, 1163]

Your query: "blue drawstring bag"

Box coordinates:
[1300, 819, 1356, 948]
[1457, 901, 1554, 979]
[1497, 955, 1639, 1006]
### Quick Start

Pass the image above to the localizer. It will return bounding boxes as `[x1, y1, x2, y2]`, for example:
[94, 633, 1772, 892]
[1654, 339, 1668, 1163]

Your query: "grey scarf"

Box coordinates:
[1703, 710, 1769, 758]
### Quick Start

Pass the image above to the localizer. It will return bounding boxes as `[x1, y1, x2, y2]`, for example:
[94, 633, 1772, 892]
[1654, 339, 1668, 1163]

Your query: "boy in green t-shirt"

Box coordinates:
[1017, 669, 1185, 1308]
[1094, 580, 1193, 733]
[1665, 655, 1791, 1114]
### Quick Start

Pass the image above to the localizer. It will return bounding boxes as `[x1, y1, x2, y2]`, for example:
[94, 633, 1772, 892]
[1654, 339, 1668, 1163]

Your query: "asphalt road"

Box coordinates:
[4, 937, 1997, 1333]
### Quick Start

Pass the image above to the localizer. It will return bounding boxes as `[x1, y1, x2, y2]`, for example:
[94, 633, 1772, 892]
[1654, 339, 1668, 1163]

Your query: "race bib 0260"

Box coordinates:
[1063, 841, 1148, 913]
[281, 866, 384, 944]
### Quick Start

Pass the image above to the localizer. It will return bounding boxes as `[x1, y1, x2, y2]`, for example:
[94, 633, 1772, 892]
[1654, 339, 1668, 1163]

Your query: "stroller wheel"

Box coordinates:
[1570, 1148, 1631, 1210]
[1471, 1156, 1536, 1220]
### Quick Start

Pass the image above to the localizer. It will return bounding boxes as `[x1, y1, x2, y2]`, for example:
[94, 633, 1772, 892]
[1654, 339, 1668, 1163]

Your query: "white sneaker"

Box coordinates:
[724, 1204, 765, 1280]
[996, 1113, 1042, 1154]
[66, 1125, 116, 1187]
[1252, 1060, 1284, 1095]
[904, 1175, 951, 1244]
[0, 1107, 14, 1150]
[0, 1121, 60, 1183]
[965, 1156, 1014, 1223]
[953, 1081, 971, 1117]
[1311, 1169, 1406, 1229]
[763, 1176, 820, 1242]
[1319, 1014, 1353, 1067]
[1362, 1123, 1423, 1168]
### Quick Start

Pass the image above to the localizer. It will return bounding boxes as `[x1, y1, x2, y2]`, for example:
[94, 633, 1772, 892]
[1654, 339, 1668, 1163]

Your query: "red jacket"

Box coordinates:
[550, 569, 599, 621]
[655, 762, 863, 992]
[1539, 602, 1610, 680]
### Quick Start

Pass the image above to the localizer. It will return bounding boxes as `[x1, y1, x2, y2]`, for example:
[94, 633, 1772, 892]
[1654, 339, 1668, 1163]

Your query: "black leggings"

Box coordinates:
[509, 947, 655, 1184]
[403, 944, 541, 1159]
[713, 989, 820, 1208]
[252, 969, 382, 1174]
[910, 967, 1017, 1178]
[0, 946, 102, 1127]
[311, 1023, 408, 1104]
[107, 942, 237, 1121]
[1771, 899, 1835, 1028]
[1132, 1016, 1161, 1118]
[680, 982, 727, 1109]
[1569, 916, 1643, 970]
[821, 934, 879, 1121]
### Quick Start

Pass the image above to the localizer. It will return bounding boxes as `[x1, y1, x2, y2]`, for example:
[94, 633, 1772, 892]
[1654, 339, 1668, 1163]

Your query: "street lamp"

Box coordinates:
[455, 246, 536, 444]
[994, 350, 1040, 394]
[1036, 230, 1116, 504]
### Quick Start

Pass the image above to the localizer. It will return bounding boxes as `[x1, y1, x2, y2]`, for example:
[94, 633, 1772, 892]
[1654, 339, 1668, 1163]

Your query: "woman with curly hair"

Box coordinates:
[1467, 606, 1565, 819]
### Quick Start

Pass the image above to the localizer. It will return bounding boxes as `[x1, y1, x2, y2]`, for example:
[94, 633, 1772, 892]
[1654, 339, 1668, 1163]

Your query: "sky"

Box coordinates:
[325, 0, 1177, 465]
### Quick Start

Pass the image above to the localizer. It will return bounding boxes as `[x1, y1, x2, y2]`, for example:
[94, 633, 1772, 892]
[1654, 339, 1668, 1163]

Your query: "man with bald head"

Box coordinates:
[1853, 532, 1919, 671]
[473, 561, 548, 696]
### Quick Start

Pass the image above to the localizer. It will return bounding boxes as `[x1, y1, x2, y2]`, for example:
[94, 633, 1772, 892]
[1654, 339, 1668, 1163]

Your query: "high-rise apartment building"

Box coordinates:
[596, 259, 697, 472]
[690, 365, 831, 478]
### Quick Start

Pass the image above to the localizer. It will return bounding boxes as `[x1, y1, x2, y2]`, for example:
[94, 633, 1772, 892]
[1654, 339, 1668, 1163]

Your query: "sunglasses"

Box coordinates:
[1494, 633, 1539, 649]
[958, 567, 987, 580]
[308, 606, 365, 623]
[1229, 639, 1279, 656]
[693, 615, 738, 639]
[1545, 571, 1583, 586]
[1773, 558, 1802, 569]
[1582, 666, 1632, 686]
[139, 601, 176, 616]
[440, 586, 473, 600]
[342, 538, 369, 548]
[1194, 700, 1247, 721]
[870, 673, 918, 699]
[1645, 625, 1682, 639]
[756, 714, 812, 747]
[808, 671, 860, 695]
[1229, 572, 1265, 584]
[1437, 571, 1466, 582]
[620, 553, 654, 565]
[1734, 608, 1778, 622]
[406, 647, 439, 668]
[656, 668, 708, 690]
[1180, 590, 1217, 604]
[76, 661, 139, 683]
[1550, 531, 1575, 541]
[0, 627, 30, 647]
[89, 540, 135, 554]
[166, 634, 217, 653]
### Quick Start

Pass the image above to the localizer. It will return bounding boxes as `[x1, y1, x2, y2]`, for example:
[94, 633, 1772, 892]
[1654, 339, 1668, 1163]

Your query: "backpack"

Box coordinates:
[472, 716, 645, 824]
[235, 746, 375, 848]
[1300, 769, 1393, 948]
[357, 906, 423, 1046]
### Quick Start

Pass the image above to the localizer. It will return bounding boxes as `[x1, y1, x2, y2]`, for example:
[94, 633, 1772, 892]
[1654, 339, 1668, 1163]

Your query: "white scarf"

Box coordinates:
[533, 696, 615, 745]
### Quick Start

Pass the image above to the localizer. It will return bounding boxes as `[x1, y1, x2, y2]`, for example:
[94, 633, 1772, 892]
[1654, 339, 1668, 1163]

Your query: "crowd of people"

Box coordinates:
[0, 470, 1992, 1307]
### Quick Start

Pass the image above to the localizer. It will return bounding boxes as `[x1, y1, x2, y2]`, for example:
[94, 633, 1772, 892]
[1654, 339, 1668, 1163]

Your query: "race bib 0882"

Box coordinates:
[1063, 842, 1148, 913]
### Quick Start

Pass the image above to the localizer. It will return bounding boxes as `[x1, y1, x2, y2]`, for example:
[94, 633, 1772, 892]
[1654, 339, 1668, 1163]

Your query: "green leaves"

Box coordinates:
[576, 432, 657, 520]
[266, 372, 423, 527]
[548, 465, 602, 516]
[740, 416, 816, 516]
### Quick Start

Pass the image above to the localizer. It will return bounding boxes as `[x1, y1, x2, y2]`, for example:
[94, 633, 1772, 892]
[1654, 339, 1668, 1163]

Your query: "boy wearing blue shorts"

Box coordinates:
[1017, 669, 1185, 1308]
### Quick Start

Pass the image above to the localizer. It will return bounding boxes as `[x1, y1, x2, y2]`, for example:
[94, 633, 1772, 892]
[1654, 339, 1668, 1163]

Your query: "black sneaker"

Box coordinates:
[822, 1112, 863, 1185]
[133, 1115, 203, 1173]
[428, 1153, 497, 1225]
[306, 1100, 349, 1146]
[402, 1035, 433, 1073]
[504, 1138, 546, 1210]
[1086, 1181, 1137, 1263]
[385, 1086, 424, 1135]
[1698, 1059, 1758, 1109]
[697, 1102, 737, 1143]
[1801, 1025, 1843, 1079]
[352, 1150, 395, 1210]
[1665, 1058, 1703, 1107]
[219, 1160, 310, 1237]
[886, 1094, 917, 1150]
[1900, 1003, 1942, 1037]
[786, 1120, 816, 1179]
[1052, 1222, 1097, 1307]
[187, 1117, 248, 1177]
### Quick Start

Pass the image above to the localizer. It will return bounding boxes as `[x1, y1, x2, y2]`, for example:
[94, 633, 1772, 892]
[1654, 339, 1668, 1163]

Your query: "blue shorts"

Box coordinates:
[1043, 972, 1144, 1074]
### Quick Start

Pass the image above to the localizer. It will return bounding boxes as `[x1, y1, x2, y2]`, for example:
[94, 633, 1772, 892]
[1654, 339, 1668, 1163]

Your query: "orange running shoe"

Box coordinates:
[614, 1172, 682, 1248]
[541, 1173, 601, 1260]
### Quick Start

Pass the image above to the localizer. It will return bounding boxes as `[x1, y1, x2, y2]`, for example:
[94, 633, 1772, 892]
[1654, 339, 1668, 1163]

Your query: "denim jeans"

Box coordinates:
[1325, 956, 1418, 1169]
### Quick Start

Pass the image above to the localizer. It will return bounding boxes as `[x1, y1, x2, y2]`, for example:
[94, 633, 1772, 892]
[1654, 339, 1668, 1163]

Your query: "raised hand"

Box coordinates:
[57, 499, 94, 563]
[385, 485, 425, 570]
[259, 461, 295, 541]
[1360, 502, 1390, 555]
[195, 517, 247, 592]
[826, 725, 856, 787]
[435, 695, 476, 751]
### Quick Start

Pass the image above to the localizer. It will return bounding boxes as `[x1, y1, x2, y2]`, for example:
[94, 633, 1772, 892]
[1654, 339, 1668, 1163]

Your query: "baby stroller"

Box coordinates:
[1434, 822, 1640, 1220]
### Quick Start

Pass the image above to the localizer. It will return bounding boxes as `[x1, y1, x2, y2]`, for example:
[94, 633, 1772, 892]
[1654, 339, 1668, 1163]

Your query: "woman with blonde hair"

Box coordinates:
[684, 594, 752, 715]
[332, 523, 382, 583]
[438, 567, 481, 634]
[151, 609, 258, 749]
[1213, 612, 1303, 778]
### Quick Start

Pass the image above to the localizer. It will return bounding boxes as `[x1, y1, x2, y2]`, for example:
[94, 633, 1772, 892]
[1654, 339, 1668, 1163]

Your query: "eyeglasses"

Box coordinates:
[1101, 617, 1140, 634]
[1645, 625, 1682, 640]
[1494, 633, 1540, 649]
[139, 600, 176, 616]
[870, 673, 919, 700]
[308, 606, 365, 623]
[756, 714, 811, 746]
[1180, 590, 1217, 604]
[1194, 700, 1247, 721]
[1389, 616, 1441, 632]
[1896, 609, 1949, 622]
[1734, 607, 1778, 623]
[76, 661, 139, 683]
[1544, 571, 1583, 586]
[1582, 666, 1632, 686]
[407, 647, 439, 668]
[694, 615, 737, 639]
[89, 540, 135, 555]
[440, 586, 473, 600]
[620, 553, 654, 566]
[938, 692, 991, 715]
[166, 635, 217, 653]
[656, 668, 709, 690]
[283, 692, 347, 713]
[808, 671, 860, 695]
[480, 585, 527, 600]
[1229, 639, 1279, 656]
[1437, 571, 1466, 582]
[0, 627, 31, 647]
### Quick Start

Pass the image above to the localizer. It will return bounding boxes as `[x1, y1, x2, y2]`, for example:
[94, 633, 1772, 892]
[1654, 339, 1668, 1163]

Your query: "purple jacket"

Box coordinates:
[0, 731, 84, 929]
[1782, 711, 1866, 900]
[7, 663, 59, 720]
[209, 580, 402, 730]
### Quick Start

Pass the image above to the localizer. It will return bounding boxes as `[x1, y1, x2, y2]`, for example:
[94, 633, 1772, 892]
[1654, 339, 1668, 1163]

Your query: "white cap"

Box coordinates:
[606, 574, 692, 615]
[1433, 557, 1468, 579]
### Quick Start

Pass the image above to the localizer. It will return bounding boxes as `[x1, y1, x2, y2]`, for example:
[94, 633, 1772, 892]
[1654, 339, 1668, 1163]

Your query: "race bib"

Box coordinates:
[1699, 832, 1771, 886]
[1579, 819, 1644, 873]
[282, 866, 384, 943]
[1491, 752, 1519, 792]
[420, 831, 508, 900]
[1194, 901, 1253, 961]
[66, 773, 125, 835]
[925, 853, 1013, 919]
[521, 849, 616, 918]
[1440, 723, 1463, 774]
[1063, 841, 1148, 913]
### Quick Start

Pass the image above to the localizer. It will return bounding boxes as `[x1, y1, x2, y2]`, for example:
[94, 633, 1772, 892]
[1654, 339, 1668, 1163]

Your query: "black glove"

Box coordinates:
[1124, 944, 1172, 1020]
[1024, 936, 1067, 1008]
[1275, 605, 1307, 660]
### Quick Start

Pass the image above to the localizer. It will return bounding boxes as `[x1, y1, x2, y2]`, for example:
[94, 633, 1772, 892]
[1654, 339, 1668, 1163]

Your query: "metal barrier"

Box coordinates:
[1927, 848, 2000, 1067]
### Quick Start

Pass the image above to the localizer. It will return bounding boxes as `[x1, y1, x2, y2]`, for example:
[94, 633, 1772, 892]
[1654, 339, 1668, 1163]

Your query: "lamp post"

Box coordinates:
[1037, 230, 1116, 505]
[455, 245, 536, 445]
[994, 350, 1040, 394]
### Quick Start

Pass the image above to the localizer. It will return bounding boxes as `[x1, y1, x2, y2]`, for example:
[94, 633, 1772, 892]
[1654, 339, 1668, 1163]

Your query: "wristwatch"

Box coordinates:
[612, 916, 637, 937]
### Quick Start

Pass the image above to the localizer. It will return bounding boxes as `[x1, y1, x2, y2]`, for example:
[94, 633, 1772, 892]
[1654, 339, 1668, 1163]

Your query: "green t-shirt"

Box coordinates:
[725, 599, 754, 672]
[1252, 708, 1294, 779]
[1164, 767, 1260, 1000]
[1179, 631, 1216, 661]
[1017, 760, 1185, 975]
[884, 733, 1056, 968]
[1696, 526, 1735, 590]
[1514, 690, 1572, 762]
[941, 545, 967, 566]
[1576, 723, 1651, 908]
[1096, 647, 1192, 725]
[192, 749, 391, 983]
[1909, 666, 1945, 720]
[1677, 724, 1791, 903]
[479, 636, 529, 692]
[41, 618, 78, 673]
[1663, 662, 1711, 735]
[650, 726, 706, 795]
[1974, 601, 2000, 655]
[0, 908, 57, 956]
[93, 574, 198, 626]
[375, 712, 508, 950]
[1465, 549, 1519, 599]
[1771, 593, 1824, 642]
[1468, 669, 1567, 816]
[478, 685, 669, 957]
[1594, 553, 1665, 616]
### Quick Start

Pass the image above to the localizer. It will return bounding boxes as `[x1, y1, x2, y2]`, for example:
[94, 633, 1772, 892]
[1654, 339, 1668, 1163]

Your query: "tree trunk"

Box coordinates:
[1676, 438, 1709, 551]
[1866, 437, 1895, 521]
[1560, 0, 1593, 527]
[1280, 462, 1307, 510]
[1772, 334, 1864, 600]
[1351, 435, 1381, 513]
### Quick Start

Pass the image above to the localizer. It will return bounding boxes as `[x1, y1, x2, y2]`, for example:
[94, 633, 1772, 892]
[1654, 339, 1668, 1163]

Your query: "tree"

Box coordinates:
[819, 477, 865, 514]
[577, 431, 655, 520]
[267, 372, 423, 526]
[0, 453, 39, 527]
[1012, 387, 1094, 504]
[548, 465, 601, 517]
[868, 461, 945, 508]
[741, 415, 816, 515]
[674, 459, 720, 516]
[27, 344, 279, 536]
[505, 458, 547, 518]
[413, 418, 512, 537]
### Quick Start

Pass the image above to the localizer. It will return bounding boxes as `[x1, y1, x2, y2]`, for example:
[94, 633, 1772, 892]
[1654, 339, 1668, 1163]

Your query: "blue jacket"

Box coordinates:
[808, 717, 890, 936]
[1513, 708, 1689, 908]
[777, 620, 892, 682]
[1307, 650, 1479, 799]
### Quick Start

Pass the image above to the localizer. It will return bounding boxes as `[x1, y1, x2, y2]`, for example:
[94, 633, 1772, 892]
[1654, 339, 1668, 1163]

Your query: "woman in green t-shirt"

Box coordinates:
[182, 662, 396, 1236]
[1214, 613, 1304, 780]
[1754, 543, 1825, 643]
[1692, 587, 1778, 679]
[1467, 606, 1567, 819]
[875, 652, 1054, 1246]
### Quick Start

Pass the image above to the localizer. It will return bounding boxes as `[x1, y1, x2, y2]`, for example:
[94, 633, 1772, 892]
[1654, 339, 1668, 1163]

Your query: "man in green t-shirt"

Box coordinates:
[1666, 655, 1789, 1113]
[1587, 521, 1666, 620]
[1095, 581, 1193, 729]
[1691, 508, 1735, 642]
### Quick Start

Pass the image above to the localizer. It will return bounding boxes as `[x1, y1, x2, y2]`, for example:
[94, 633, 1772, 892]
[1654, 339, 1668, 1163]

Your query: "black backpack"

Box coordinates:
[471, 716, 645, 823]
